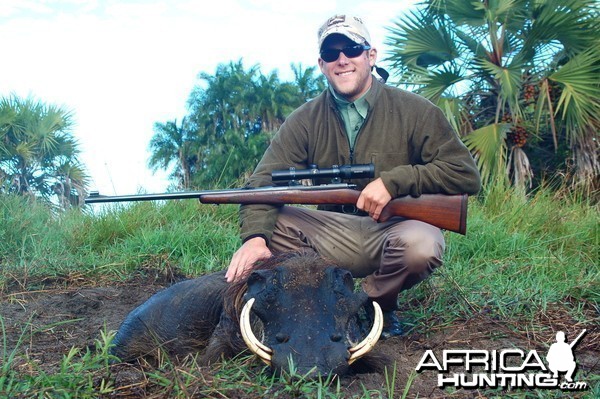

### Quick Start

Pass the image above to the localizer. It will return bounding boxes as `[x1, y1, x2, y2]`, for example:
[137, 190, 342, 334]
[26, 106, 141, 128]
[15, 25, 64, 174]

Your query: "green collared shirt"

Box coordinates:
[329, 86, 370, 150]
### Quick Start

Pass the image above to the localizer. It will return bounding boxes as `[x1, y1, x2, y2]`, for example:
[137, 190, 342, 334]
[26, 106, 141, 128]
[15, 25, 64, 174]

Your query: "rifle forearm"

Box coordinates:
[199, 189, 467, 235]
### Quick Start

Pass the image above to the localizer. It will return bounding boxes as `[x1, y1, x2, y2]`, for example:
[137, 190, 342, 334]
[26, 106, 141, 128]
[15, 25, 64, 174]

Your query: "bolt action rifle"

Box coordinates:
[86, 164, 468, 235]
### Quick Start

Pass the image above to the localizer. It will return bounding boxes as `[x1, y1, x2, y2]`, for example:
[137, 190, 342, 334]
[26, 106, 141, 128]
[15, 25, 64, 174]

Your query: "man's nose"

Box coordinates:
[336, 52, 350, 64]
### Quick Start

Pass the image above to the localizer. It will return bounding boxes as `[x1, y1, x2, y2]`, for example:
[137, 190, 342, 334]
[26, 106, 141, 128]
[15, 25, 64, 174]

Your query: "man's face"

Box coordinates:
[318, 35, 377, 102]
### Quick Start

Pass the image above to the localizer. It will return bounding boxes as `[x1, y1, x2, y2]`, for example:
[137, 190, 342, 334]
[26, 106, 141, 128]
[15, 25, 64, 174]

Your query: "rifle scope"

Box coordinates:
[271, 163, 374, 182]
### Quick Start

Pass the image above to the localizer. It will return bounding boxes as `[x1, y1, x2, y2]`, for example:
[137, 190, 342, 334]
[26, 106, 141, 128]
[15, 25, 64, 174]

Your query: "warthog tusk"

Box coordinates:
[240, 297, 273, 365]
[348, 301, 383, 364]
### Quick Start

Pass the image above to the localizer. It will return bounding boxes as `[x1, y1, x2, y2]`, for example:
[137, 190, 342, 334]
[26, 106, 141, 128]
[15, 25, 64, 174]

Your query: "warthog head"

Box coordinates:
[232, 252, 383, 377]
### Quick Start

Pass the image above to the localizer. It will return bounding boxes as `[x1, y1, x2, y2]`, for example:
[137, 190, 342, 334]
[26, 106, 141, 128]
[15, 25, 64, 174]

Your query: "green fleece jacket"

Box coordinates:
[239, 77, 481, 244]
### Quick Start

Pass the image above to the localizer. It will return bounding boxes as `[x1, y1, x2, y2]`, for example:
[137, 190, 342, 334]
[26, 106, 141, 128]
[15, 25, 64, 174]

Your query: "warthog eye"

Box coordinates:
[275, 333, 290, 343]
[330, 333, 343, 342]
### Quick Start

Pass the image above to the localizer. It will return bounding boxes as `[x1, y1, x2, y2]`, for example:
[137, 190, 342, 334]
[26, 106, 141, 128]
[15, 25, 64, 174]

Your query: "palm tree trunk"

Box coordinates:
[572, 128, 600, 197]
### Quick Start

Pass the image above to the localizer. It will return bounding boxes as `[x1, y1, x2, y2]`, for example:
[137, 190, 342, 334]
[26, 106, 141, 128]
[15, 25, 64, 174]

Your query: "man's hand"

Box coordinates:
[226, 236, 272, 282]
[356, 178, 392, 221]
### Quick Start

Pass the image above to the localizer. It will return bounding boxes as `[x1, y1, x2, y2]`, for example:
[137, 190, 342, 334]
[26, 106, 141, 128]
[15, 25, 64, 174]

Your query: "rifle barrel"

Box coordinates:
[84, 184, 355, 204]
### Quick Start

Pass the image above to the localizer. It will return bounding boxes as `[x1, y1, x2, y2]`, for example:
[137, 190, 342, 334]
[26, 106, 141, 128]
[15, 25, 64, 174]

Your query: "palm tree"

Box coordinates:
[291, 63, 327, 101]
[150, 60, 327, 188]
[386, 0, 599, 194]
[190, 60, 259, 135]
[52, 160, 89, 208]
[0, 95, 88, 207]
[183, 60, 322, 188]
[252, 71, 303, 133]
[148, 117, 197, 189]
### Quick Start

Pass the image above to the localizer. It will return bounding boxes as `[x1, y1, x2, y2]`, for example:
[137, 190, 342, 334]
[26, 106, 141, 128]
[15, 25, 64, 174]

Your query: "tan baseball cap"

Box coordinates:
[318, 15, 371, 50]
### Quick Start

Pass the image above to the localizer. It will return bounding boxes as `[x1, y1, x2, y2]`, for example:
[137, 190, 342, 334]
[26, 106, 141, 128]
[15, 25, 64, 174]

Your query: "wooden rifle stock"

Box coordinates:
[200, 188, 468, 235]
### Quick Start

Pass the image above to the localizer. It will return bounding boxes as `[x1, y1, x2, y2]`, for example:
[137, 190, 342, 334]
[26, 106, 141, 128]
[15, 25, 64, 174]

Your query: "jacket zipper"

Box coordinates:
[333, 103, 370, 165]
[349, 108, 371, 164]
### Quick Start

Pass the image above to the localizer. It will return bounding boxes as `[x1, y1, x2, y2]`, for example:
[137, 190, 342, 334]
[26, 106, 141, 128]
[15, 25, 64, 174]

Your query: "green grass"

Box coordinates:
[397, 187, 598, 326]
[0, 187, 598, 398]
[0, 196, 240, 288]
[1, 320, 399, 398]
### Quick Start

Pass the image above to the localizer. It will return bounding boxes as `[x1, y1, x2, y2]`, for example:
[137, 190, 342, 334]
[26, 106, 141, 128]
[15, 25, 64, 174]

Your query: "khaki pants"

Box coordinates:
[269, 206, 445, 310]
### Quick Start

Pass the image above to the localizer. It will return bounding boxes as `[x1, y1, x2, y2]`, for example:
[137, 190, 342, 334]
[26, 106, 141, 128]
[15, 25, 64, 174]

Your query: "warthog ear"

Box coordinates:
[245, 269, 274, 298]
[326, 267, 355, 294]
[327, 267, 370, 314]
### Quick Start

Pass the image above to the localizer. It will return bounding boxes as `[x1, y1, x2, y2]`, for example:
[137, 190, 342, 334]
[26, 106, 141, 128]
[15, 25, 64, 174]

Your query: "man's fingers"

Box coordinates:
[368, 203, 384, 221]
[226, 258, 249, 282]
[371, 205, 382, 221]
[226, 238, 272, 283]
[357, 179, 391, 218]
[357, 194, 383, 220]
[356, 195, 365, 210]
[226, 250, 249, 282]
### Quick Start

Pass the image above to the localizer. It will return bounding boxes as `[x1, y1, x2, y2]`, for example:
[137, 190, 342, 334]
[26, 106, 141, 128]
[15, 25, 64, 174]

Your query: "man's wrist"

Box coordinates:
[242, 234, 268, 246]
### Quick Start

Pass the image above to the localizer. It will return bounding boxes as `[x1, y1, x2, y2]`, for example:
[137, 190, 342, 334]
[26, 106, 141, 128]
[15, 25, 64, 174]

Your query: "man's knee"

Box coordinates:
[271, 207, 310, 252]
[383, 222, 445, 275]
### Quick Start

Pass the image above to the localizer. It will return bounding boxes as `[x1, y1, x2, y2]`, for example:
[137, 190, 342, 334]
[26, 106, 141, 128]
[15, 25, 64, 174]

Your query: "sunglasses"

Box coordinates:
[320, 44, 371, 63]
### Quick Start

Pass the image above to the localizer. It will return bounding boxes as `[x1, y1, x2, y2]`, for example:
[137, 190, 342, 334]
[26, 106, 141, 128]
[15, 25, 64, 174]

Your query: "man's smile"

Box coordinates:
[336, 70, 355, 77]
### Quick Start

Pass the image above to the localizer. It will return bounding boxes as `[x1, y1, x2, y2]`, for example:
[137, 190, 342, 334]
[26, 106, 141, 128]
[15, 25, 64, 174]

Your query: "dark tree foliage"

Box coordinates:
[149, 60, 326, 189]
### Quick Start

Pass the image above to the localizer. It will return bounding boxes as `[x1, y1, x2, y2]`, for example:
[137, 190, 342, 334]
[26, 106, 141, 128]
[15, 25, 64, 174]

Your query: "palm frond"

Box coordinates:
[414, 66, 465, 102]
[463, 123, 510, 186]
[550, 49, 600, 138]
[525, 0, 599, 56]
[477, 59, 524, 119]
[453, 29, 488, 60]
[427, 0, 486, 26]
[385, 9, 458, 71]
[437, 96, 470, 136]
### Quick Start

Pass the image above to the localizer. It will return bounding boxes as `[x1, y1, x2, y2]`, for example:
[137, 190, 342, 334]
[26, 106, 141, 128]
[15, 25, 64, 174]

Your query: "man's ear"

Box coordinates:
[318, 57, 326, 72]
[368, 48, 378, 67]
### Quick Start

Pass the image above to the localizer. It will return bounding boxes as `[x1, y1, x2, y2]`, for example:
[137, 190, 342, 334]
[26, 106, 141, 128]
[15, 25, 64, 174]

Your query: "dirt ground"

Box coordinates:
[1, 271, 598, 398]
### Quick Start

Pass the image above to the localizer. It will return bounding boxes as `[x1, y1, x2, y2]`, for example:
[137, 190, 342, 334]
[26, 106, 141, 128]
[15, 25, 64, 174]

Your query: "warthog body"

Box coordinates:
[112, 251, 384, 376]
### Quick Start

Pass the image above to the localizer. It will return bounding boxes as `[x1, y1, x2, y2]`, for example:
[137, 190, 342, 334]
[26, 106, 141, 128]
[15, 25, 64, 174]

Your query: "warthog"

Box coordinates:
[111, 251, 384, 376]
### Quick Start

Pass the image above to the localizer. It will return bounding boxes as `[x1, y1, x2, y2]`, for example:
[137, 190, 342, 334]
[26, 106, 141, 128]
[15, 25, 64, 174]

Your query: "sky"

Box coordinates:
[0, 0, 417, 195]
